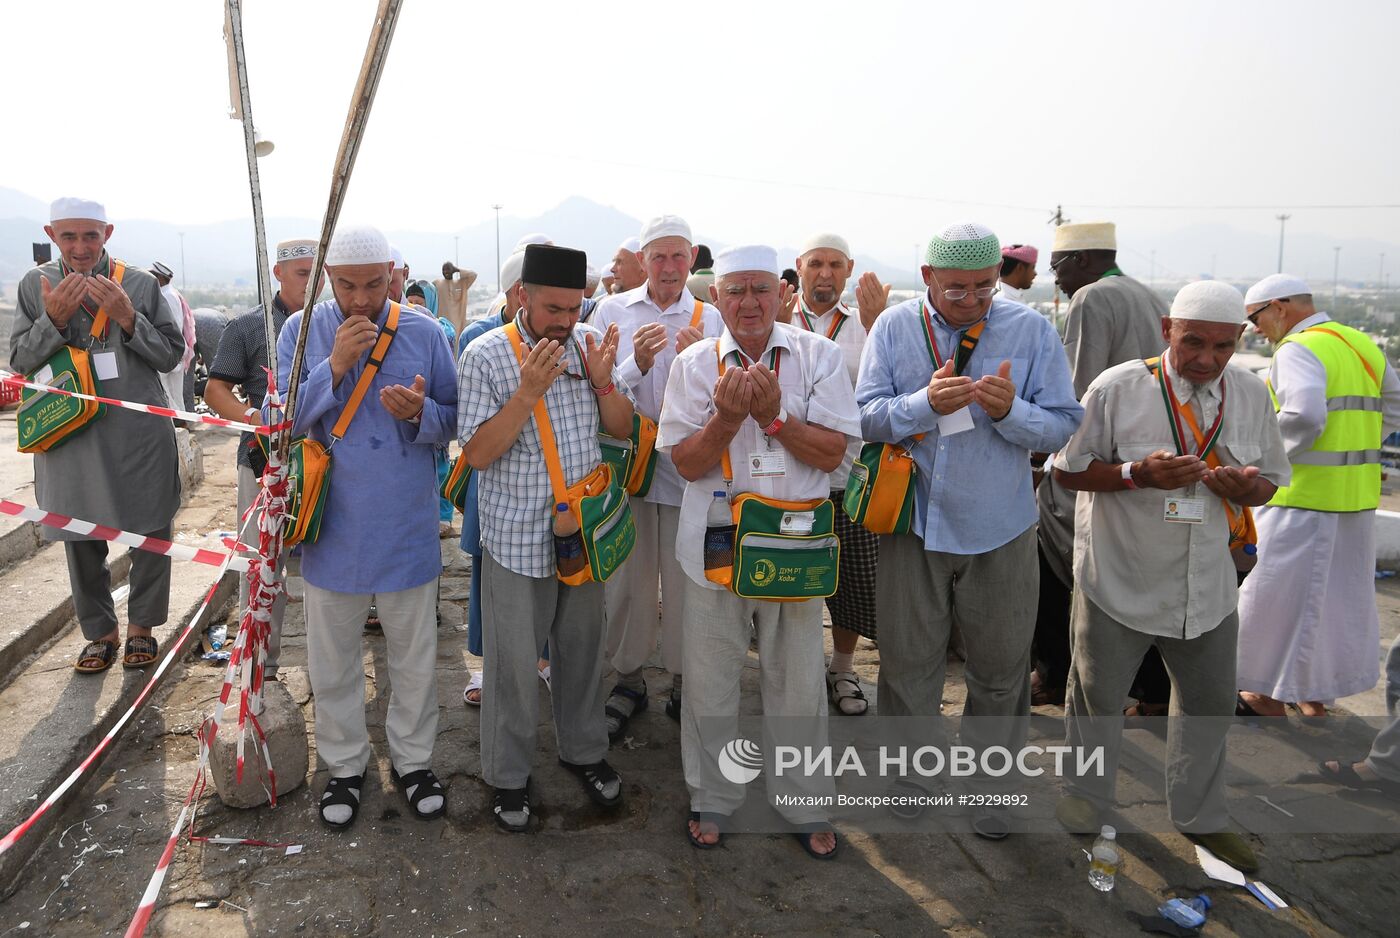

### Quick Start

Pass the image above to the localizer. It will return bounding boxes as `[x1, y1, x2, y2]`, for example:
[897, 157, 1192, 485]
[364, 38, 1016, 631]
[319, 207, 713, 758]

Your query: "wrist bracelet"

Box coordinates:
[1121, 461, 1137, 489]
[593, 381, 615, 397]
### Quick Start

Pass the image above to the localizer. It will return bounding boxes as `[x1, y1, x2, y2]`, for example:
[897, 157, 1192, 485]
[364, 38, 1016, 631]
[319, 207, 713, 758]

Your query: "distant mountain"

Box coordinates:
[0, 189, 913, 289]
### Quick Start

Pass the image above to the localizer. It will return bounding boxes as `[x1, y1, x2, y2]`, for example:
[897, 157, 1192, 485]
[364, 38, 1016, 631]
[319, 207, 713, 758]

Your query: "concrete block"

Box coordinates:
[175, 426, 204, 498]
[208, 677, 308, 809]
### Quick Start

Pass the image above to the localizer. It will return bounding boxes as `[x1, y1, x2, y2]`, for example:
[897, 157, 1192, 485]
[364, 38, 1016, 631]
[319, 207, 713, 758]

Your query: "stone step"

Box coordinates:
[0, 562, 237, 894]
[0, 541, 133, 690]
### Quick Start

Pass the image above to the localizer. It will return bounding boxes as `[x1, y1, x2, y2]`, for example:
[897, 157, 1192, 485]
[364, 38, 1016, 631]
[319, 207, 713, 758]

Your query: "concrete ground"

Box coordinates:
[1, 431, 1398, 936]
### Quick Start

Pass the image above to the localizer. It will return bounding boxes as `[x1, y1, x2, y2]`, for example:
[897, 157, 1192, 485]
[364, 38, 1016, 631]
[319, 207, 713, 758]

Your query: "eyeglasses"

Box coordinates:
[931, 273, 998, 302]
[1246, 300, 1274, 325]
[1049, 252, 1079, 272]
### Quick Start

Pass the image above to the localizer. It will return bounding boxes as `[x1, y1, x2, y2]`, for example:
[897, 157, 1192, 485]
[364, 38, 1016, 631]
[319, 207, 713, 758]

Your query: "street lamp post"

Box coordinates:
[492, 203, 504, 287]
[1276, 214, 1291, 273]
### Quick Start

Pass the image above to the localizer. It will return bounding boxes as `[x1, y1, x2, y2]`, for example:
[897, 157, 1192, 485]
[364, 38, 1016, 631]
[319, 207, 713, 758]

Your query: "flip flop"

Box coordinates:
[462, 671, 482, 708]
[122, 635, 158, 669]
[687, 811, 725, 850]
[1318, 760, 1400, 799]
[792, 822, 839, 860]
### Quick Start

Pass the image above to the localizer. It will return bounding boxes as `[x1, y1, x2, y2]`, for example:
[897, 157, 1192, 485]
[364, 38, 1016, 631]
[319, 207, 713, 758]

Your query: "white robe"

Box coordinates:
[1236, 312, 1400, 701]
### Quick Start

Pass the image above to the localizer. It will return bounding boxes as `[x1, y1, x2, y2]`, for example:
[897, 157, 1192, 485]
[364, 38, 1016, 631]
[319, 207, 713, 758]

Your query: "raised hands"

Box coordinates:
[517, 338, 568, 404]
[330, 315, 379, 382]
[39, 273, 89, 328]
[381, 374, 426, 421]
[1201, 463, 1262, 502]
[926, 359, 974, 415]
[84, 274, 137, 333]
[972, 360, 1015, 420]
[631, 322, 668, 374]
[746, 362, 783, 427]
[584, 323, 621, 388]
[714, 366, 753, 428]
[855, 271, 891, 329]
[1131, 450, 1210, 490]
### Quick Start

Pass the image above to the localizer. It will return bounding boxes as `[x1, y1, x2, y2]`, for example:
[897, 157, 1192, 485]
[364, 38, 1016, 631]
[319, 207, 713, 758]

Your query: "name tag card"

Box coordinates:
[1164, 496, 1206, 524]
[937, 406, 975, 437]
[93, 352, 119, 381]
[748, 449, 787, 478]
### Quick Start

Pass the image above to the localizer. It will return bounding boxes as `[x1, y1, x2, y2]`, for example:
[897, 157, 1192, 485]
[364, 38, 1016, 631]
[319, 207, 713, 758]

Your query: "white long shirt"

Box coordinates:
[791, 300, 868, 487]
[590, 284, 723, 506]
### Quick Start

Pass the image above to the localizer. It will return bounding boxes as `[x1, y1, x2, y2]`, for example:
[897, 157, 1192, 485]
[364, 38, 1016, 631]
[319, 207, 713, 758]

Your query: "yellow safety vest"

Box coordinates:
[1267, 321, 1386, 512]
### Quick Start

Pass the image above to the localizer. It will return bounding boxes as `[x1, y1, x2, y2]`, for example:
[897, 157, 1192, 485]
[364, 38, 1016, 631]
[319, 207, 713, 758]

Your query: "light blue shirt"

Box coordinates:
[452, 310, 509, 555]
[274, 299, 458, 593]
[857, 293, 1082, 555]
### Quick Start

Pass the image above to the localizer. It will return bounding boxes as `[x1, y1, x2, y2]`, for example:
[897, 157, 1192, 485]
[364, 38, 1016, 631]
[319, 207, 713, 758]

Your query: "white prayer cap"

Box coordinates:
[276, 238, 316, 262]
[619, 236, 641, 253]
[640, 215, 692, 249]
[585, 264, 601, 287]
[390, 245, 406, 270]
[800, 232, 851, 258]
[500, 249, 527, 290]
[714, 244, 780, 279]
[1052, 221, 1116, 253]
[601, 264, 615, 278]
[50, 196, 107, 224]
[513, 233, 553, 251]
[325, 225, 392, 267]
[1245, 273, 1311, 305]
[1170, 280, 1245, 325]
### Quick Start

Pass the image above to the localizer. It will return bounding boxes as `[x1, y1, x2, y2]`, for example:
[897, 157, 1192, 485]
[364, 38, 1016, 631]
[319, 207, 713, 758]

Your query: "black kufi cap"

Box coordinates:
[521, 243, 587, 289]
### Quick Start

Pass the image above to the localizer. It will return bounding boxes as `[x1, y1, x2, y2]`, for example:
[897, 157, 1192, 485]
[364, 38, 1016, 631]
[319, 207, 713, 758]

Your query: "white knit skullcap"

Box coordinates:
[1245, 273, 1311, 305]
[1170, 280, 1245, 325]
[50, 196, 107, 224]
[325, 225, 392, 267]
[640, 215, 692, 248]
[800, 232, 851, 258]
[500, 249, 526, 290]
[619, 236, 641, 253]
[714, 244, 780, 278]
[513, 233, 553, 252]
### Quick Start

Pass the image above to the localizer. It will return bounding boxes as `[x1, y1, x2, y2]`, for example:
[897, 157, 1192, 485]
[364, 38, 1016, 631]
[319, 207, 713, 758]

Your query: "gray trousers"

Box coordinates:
[480, 551, 608, 789]
[1064, 594, 1237, 832]
[604, 500, 685, 677]
[680, 578, 832, 823]
[304, 579, 439, 776]
[875, 527, 1037, 785]
[66, 523, 173, 641]
[237, 464, 287, 675]
[1364, 633, 1400, 782]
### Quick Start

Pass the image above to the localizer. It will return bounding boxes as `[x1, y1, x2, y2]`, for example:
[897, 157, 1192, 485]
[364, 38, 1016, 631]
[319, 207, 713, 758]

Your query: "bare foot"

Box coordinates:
[464, 686, 481, 705]
[1239, 691, 1287, 717]
[1297, 700, 1328, 718]
[1323, 759, 1379, 781]
[688, 818, 720, 846]
[806, 830, 837, 856]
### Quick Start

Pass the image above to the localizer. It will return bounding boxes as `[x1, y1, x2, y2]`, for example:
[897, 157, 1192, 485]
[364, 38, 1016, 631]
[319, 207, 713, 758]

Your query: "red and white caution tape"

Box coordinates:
[0, 500, 249, 572]
[0, 369, 288, 435]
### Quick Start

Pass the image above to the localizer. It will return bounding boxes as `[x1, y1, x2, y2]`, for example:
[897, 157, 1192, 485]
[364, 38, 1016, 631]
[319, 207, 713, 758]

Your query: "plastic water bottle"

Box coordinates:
[703, 491, 735, 572]
[553, 503, 586, 577]
[1088, 825, 1119, 892]
[1158, 895, 1211, 928]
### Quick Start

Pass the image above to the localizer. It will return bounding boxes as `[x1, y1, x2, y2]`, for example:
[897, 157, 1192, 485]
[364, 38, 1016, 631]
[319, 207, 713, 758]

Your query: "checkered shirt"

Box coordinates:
[457, 320, 630, 578]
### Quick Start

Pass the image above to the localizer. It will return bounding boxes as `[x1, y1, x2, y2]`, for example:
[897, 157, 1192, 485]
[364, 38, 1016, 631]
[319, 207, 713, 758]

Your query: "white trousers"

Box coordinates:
[304, 579, 439, 777]
[680, 577, 832, 822]
[605, 500, 686, 677]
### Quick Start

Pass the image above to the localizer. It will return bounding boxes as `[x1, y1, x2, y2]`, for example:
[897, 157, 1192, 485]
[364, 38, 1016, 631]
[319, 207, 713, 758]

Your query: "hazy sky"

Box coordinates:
[2, 0, 1398, 279]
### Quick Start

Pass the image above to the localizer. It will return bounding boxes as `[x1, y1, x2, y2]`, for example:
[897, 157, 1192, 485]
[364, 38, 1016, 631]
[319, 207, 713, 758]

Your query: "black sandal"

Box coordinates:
[391, 766, 447, 820]
[365, 603, 381, 632]
[493, 783, 531, 833]
[559, 758, 623, 808]
[319, 774, 364, 829]
[605, 684, 648, 742]
[122, 635, 159, 669]
[1318, 760, 1400, 799]
[793, 822, 839, 860]
[74, 639, 118, 673]
[687, 811, 726, 849]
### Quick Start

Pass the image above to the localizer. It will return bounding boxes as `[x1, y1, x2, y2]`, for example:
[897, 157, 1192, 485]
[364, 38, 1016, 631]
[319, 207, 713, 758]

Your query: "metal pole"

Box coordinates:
[1333, 246, 1341, 311]
[279, 0, 405, 460]
[492, 203, 503, 286]
[1276, 214, 1291, 273]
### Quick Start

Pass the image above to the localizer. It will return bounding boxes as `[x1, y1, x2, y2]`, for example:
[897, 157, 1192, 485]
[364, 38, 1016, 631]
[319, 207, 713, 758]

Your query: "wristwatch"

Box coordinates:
[763, 406, 788, 437]
[1121, 461, 1137, 489]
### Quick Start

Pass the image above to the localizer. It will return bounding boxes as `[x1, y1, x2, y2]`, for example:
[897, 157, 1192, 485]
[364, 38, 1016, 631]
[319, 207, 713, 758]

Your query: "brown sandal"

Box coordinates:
[75, 639, 118, 673]
[122, 635, 159, 669]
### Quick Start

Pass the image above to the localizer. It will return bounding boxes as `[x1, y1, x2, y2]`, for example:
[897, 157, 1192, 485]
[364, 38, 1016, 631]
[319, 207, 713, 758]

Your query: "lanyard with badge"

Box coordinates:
[725, 345, 786, 478]
[796, 300, 848, 341]
[919, 298, 986, 436]
[1153, 358, 1224, 524]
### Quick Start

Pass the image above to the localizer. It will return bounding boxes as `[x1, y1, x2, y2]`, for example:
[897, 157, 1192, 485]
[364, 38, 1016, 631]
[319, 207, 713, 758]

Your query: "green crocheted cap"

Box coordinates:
[925, 222, 1001, 270]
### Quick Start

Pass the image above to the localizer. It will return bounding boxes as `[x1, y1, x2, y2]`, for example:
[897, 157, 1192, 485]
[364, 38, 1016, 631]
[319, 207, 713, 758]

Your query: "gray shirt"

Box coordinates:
[1054, 351, 1290, 638]
[207, 297, 289, 468]
[1063, 274, 1168, 398]
[10, 253, 185, 539]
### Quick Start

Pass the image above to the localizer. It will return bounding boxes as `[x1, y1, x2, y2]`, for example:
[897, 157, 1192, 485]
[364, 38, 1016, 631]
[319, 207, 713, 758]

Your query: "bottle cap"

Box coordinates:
[556, 502, 569, 512]
[713, 490, 727, 498]
[1243, 544, 1257, 555]
[1100, 825, 1116, 839]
